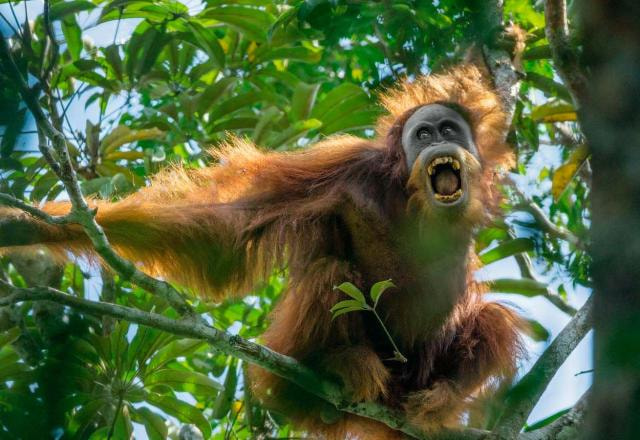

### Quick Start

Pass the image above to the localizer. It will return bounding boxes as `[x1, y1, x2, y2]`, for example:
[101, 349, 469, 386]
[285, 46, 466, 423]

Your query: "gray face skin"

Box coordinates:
[401, 104, 478, 169]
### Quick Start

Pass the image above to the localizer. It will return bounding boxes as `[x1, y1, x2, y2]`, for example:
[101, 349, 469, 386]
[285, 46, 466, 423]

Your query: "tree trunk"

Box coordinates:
[580, 1, 640, 437]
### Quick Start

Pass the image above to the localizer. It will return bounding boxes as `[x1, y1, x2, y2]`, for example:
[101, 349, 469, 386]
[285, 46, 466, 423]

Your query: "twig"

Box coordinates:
[41, 0, 60, 83]
[491, 295, 593, 438]
[544, 0, 588, 108]
[520, 390, 590, 440]
[507, 178, 584, 250]
[511, 244, 577, 315]
[516, 200, 583, 250]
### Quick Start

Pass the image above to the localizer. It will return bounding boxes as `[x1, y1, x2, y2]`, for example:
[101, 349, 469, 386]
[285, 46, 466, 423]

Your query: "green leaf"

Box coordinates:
[475, 224, 509, 252]
[207, 91, 261, 122]
[131, 407, 168, 440]
[266, 118, 322, 148]
[196, 77, 237, 115]
[0, 107, 26, 157]
[525, 408, 571, 431]
[257, 46, 322, 64]
[334, 282, 366, 305]
[113, 405, 133, 439]
[184, 21, 225, 68]
[479, 238, 535, 265]
[253, 106, 283, 144]
[523, 45, 552, 60]
[290, 82, 320, 121]
[321, 109, 378, 135]
[331, 306, 366, 319]
[61, 15, 82, 60]
[526, 72, 573, 103]
[200, 6, 275, 42]
[370, 279, 395, 308]
[0, 328, 19, 348]
[50, 0, 95, 20]
[104, 44, 124, 80]
[146, 393, 211, 438]
[126, 22, 169, 79]
[145, 369, 223, 395]
[147, 339, 205, 371]
[330, 299, 368, 313]
[312, 83, 365, 119]
[488, 278, 549, 297]
[526, 319, 550, 342]
[211, 361, 238, 419]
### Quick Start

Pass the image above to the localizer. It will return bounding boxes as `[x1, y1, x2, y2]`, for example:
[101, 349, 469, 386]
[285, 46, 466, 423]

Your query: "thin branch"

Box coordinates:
[507, 179, 584, 250]
[0, 280, 488, 440]
[520, 390, 590, 440]
[516, 200, 584, 250]
[512, 253, 577, 315]
[544, 0, 588, 108]
[0, 193, 72, 225]
[41, 0, 59, 83]
[491, 295, 593, 438]
[0, 33, 193, 316]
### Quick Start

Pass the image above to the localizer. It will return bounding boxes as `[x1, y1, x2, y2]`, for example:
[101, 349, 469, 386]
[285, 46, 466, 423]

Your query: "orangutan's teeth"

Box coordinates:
[427, 156, 459, 176]
[434, 188, 463, 202]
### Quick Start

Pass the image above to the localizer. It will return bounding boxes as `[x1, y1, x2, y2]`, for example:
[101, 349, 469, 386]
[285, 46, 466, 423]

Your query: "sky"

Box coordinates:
[0, 1, 592, 436]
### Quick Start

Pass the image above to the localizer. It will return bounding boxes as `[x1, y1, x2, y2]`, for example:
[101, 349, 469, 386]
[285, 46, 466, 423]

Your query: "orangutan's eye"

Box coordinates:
[417, 127, 432, 142]
[441, 124, 456, 137]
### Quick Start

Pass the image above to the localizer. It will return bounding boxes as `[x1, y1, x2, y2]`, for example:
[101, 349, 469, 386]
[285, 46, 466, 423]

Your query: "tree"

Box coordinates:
[0, 1, 594, 439]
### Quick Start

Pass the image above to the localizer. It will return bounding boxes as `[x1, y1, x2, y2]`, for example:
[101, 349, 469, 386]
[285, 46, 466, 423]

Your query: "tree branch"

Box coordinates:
[508, 179, 585, 250]
[517, 200, 584, 250]
[491, 295, 593, 438]
[0, 34, 193, 317]
[0, 279, 489, 440]
[544, 0, 588, 108]
[0, 193, 72, 225]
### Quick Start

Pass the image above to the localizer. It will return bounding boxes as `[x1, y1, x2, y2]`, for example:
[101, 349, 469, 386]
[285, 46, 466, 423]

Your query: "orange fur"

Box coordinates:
[0, 65, 524, 438]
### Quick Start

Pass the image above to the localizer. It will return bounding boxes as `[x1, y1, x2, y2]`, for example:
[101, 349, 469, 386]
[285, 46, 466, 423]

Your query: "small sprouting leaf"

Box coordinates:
[334, 282, 366, 304]
[330, 300, 368, 313]
[370, 279, 395, 308]
[390, 350, 408, 363]
[331, 306, 367, 320]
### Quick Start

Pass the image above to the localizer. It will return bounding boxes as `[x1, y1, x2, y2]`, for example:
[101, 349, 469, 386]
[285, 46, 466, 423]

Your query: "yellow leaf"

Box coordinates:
[104, 151, 145, 161]
[352, 68, 363, 81]
[552, 144, 590, 200]
[100, 127, 165, 154]
[247, 41, 258, 62]
[531, 101, 577, 122]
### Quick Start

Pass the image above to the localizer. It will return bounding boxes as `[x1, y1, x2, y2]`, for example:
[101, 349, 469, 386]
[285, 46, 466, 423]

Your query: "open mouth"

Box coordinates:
[427, 156, 463, 203]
